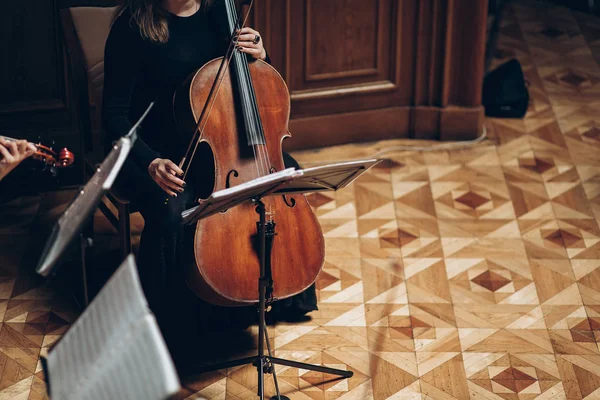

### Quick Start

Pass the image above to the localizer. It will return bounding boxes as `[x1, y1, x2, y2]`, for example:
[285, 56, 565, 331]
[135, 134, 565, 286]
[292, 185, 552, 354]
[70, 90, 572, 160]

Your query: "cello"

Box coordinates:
[174, 0, 324, 306]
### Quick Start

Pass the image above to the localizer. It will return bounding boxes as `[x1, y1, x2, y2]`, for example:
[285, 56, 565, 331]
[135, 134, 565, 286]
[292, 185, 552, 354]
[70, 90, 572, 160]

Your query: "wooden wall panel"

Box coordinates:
[410, 0, 488, 141]
[0, 0, 65, 117]
[246, 0, 487, 150]
[443, 0, 489, 107]
[0, 0, 118, 188]
[0, 0, 488, 158]
[247, 0, 420, 150]
[0, 0, 117, 128]
[287, 0, 409, 116]
[302, 0, 381, 85]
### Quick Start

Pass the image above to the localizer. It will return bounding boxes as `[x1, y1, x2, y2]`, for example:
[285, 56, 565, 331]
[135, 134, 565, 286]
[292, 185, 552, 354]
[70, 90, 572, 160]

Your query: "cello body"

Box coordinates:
[174, 57, 325, 306]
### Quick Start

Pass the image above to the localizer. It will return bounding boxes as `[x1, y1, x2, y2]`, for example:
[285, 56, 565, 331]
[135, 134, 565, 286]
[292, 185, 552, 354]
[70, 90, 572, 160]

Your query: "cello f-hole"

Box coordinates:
[219, 169, 240, 214]
[226, 169, 239, 188]
[282, 195, 296, 208]
[271, 167, 296, 208]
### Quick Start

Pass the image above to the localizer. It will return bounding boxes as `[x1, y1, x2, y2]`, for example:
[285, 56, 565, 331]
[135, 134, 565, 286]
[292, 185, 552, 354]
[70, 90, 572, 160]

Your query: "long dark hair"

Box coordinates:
[124, 0, 214, 43]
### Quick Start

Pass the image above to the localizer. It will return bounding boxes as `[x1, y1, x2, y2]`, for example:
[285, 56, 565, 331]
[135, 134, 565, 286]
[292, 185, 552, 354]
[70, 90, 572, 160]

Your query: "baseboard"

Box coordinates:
[285, 107, 411, 151]
[284, 105, 485, 151]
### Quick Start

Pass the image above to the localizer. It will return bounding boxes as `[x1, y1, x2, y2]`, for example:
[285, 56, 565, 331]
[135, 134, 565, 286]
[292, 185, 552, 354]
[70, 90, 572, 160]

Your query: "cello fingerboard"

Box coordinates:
[224, 0, 267, 148]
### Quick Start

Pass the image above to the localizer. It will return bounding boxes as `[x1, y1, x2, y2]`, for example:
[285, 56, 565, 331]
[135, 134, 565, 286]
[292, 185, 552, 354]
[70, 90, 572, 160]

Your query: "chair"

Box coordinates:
[60, 5, 133, 260]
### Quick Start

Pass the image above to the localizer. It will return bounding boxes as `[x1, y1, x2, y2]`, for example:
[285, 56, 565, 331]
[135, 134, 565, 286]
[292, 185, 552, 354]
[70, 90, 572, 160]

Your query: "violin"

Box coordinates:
[174, 0, 324, 306]
[0, 135, 75, 170]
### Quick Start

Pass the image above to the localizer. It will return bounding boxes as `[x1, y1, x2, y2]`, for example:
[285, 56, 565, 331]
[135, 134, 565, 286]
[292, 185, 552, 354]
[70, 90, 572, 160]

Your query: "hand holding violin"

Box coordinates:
[0, 138, 36, 181]
[235, 27, 266, 61]
[148, 158, 186, 197]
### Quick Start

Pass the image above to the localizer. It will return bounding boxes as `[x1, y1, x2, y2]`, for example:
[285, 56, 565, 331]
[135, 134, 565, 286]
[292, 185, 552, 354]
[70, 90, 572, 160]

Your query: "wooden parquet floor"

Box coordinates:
[1, 1, 600, 399]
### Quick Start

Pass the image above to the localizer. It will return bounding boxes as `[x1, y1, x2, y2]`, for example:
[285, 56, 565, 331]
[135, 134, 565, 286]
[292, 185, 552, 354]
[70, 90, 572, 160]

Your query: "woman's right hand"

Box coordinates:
[148, 158, 185, 197]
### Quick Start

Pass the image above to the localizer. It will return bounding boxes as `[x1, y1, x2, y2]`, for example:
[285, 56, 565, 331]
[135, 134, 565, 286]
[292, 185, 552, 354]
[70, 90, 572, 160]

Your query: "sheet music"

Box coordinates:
[182, 168, 301, 224]
[274, 159, 381, 194]
[181, 159, 381, 224]
[46, 255, 180, 400]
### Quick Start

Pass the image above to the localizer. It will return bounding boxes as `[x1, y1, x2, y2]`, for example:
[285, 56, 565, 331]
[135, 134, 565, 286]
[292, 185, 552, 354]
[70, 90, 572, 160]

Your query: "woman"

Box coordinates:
[102, 0, 317, 363]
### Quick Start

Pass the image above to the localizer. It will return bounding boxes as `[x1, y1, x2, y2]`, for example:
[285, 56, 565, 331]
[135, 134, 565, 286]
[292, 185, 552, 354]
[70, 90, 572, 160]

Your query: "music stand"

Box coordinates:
[43, 255, 181, 400]
[274, 159, 381, 194]
[36, 103, 154, 305]
[182, 158, 380, 400]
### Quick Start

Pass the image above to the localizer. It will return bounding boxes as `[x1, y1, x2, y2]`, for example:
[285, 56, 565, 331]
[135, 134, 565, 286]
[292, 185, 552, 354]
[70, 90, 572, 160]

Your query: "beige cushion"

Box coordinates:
[69, 6, 120, 120]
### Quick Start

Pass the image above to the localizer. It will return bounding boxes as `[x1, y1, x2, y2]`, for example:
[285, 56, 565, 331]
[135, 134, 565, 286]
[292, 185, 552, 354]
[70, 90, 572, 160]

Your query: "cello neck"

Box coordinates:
[224, 0, 266, 147]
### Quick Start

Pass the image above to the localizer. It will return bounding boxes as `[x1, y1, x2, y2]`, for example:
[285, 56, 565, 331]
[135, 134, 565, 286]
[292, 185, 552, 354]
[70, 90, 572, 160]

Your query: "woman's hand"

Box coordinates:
[148, 158, 186, 197]
[235, 26, 267, 61]
[0, 138, 36, 181]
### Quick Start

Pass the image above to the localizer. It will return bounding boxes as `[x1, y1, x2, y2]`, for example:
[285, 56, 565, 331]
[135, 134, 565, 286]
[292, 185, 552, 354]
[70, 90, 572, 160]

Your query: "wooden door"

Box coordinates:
[250, 0, 417, 149]
[248, 0, 488, 150]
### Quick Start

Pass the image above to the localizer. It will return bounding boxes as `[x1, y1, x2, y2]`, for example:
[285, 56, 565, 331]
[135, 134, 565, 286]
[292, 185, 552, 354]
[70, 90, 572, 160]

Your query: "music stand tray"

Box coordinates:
[181, 167, 301, 224]
[181, 158, 380, 400]
[275, 159, 381, 194]
[182, 159, 380, 224]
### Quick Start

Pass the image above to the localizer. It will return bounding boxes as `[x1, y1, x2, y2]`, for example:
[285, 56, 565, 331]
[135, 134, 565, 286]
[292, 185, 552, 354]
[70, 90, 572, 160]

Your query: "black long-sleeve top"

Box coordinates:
[102, 3, 268, 170]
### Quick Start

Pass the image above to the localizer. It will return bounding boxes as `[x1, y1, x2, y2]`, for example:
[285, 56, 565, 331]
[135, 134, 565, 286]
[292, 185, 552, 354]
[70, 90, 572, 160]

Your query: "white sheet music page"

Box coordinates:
[274, 159, 381, 194]
[46, 255, 180, 400]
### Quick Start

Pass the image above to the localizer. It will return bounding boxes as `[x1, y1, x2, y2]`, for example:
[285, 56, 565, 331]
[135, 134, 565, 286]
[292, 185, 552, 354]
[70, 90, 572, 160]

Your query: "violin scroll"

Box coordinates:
[57, 147, 75, 167]
[32, 143, 75, 168]
[0, 136, 75, 170]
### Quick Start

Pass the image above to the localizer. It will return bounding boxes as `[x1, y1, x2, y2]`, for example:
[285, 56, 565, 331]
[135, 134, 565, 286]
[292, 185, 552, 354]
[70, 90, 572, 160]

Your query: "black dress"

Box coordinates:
[102, 4, 317, 356]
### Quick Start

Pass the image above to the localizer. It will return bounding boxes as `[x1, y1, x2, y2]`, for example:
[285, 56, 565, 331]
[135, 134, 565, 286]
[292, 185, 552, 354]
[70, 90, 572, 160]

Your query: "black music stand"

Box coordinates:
[182, 159, 380, 400]
[36, 103, 154, 305]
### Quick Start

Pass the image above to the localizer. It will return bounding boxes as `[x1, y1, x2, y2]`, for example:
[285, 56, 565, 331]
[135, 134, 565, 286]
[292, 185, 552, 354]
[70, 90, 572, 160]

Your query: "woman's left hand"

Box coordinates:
[236, 27, 267, 61]
[0, 139, 36, 181]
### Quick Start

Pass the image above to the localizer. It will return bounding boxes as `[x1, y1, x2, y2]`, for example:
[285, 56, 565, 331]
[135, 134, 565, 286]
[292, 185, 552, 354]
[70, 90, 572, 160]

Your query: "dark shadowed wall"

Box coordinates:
[0, 0, 488, 162]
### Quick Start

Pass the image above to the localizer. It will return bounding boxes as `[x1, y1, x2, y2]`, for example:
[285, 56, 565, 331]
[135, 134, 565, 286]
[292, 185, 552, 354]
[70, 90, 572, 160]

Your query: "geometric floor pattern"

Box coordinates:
[1, 0, 600, 399]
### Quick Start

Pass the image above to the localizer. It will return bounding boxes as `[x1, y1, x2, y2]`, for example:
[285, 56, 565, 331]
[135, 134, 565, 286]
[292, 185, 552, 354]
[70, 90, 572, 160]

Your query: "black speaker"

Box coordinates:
[482, 59, 530, 118]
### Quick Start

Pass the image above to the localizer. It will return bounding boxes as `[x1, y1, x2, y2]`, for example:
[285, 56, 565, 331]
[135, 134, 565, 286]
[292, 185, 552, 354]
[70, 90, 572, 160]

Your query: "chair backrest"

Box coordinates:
[61, 6, 119, 154]
[70, 6, 119, 120]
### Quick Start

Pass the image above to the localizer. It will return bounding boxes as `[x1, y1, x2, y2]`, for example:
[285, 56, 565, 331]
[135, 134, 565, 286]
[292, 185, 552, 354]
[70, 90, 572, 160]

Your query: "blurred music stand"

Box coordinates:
[182, 158, 380, 400]
[36, 103, 154, 306]
[43, 254, 181, 400]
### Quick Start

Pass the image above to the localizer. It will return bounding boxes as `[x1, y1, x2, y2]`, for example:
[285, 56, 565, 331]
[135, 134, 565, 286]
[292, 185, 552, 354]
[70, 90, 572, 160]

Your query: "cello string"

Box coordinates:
[231, 6, 275, 220]
[237, 42, 270, 176]
[230, 5, 263, 178]
[226, 0, 264, 178]
[237, 42, 267, 174]
[182, 0, 255, 180]
[222, 0, 266, 177]
[237, 36, 272, 176]
[233, 18, 270, 178]
[237, 47, 262, 177]
[225, 0, 270, 178]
